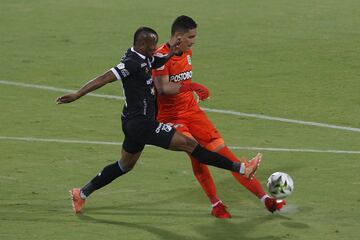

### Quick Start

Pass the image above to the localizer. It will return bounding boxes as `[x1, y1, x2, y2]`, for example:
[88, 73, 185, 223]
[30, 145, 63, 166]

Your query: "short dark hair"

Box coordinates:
[133, 27, 158, 45]
[171, 15, 197, 35]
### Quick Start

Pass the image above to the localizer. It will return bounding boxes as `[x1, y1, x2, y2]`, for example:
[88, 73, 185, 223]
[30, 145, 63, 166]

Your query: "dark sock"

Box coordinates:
[81, 161, 126, 198]
[191, 145, 240, 172]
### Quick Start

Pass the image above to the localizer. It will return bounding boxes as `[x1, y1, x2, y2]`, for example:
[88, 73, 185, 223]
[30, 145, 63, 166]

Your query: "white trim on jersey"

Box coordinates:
[111, 68, 121, 80]
[122, 88, 127, 107]
[147, 58, 152, 68]
[131, 47, 146, 60]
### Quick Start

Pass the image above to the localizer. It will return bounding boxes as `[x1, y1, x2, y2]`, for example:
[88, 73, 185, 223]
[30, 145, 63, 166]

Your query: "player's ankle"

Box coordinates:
[210, 197, 220, 206]
[80, 190, 87, 200]
[260, 194, 270, 204]
[231, 162, 241, 173]
[211, 200, 223, 207]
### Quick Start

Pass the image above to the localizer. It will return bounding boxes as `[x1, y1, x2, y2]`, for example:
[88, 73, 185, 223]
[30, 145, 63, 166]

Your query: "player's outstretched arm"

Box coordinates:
[56, 70, 117, 104]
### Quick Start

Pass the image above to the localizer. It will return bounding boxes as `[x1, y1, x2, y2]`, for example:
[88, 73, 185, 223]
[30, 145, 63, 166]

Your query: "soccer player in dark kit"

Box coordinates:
[56, 26, 262, 214]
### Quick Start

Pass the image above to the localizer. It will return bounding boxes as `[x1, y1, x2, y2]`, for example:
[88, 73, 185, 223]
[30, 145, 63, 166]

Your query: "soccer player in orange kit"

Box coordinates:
[153, 16, 286, 218]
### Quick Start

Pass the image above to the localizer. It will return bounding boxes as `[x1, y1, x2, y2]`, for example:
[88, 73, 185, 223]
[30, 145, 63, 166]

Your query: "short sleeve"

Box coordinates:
[111, 60, 140, 80]
[152, 52, 170, 77]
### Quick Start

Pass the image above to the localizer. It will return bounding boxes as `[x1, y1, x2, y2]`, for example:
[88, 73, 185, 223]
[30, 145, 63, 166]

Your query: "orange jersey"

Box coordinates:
[152, 43, 200, 120]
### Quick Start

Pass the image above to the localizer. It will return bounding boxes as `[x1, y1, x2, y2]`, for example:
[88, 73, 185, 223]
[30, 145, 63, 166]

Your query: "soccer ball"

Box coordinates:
[266, 172, 294, 199]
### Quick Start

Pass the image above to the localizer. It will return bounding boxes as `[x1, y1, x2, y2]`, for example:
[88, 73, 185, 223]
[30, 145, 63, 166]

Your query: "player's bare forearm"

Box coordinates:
[154, 75, 209, 101]
[56, 70, 116, 104]
[76, 71, 116, 97]
[154, 75, 181, 95]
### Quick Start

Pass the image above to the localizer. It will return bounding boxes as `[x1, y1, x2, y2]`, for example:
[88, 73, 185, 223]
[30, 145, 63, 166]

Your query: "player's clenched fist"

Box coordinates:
[179, 82, 210, 101]
[56, 93, 80, 104]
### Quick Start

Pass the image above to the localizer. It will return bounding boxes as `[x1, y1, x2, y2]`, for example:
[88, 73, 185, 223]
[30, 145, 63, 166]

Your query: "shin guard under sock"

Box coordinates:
[81, 161, 126, 198]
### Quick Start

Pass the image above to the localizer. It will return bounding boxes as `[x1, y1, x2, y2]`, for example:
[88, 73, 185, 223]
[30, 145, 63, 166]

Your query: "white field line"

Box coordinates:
[201, 108, 360, 133]
[0, 80, 360, 132]
[1, 136, 359, 154]
[0, 80, 124, 100]
[1, 79, 359, 133]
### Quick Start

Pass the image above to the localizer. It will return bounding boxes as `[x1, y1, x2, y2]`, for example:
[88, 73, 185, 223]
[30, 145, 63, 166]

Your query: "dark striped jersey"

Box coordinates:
[111, 47, 168, 120]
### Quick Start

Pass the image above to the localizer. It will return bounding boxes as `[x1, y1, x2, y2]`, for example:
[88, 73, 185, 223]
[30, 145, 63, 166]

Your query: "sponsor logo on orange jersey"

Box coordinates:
[169, 70, 192, 82]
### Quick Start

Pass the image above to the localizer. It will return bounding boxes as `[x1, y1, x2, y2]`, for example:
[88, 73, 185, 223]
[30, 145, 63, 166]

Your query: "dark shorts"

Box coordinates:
[121, 115, 176, 153]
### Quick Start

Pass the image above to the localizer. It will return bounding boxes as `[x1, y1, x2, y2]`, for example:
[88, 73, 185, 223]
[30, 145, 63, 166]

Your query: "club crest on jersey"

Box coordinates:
[187, 55, 191, 65]
[117, 63, 125, 69]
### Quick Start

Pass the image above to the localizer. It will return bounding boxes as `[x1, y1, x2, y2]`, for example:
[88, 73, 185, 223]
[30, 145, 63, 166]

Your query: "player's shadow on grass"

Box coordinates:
[78, 213, 301, 240]
[194, 214, 309, 240]
[83, 205, 209, 218]
[81, 187, 212, 218]
[78, 214, 196, 240]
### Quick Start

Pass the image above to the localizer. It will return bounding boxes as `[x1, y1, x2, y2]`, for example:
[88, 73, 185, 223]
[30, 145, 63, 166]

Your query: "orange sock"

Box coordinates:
[217, 146, 266, 199]
[189, 154, 219, 205]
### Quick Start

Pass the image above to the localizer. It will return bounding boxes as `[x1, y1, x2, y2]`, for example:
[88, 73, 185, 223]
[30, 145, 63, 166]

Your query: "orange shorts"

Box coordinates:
[157, 109, 224, 151]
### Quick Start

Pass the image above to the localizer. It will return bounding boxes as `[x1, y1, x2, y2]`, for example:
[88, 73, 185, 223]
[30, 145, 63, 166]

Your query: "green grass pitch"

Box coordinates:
[1, 0, 360, 239]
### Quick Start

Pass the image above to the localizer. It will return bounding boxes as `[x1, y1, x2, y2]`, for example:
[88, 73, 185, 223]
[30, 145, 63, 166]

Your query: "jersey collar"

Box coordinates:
[131, 47, 146, 60]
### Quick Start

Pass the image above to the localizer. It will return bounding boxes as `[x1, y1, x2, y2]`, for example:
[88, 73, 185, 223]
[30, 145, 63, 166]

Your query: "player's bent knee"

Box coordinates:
[204, 138, 225, 152]
[118, 159, 132, 172]
[169, 131, 198, 152]
[185, 136, 198, 148]
[119, 149, 142, 171]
